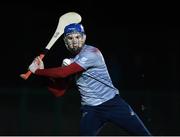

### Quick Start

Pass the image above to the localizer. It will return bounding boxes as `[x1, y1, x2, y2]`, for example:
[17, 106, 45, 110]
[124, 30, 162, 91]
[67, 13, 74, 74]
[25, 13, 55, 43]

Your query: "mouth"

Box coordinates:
[72, 44, 79, 49]
[70, 45, 78, 51]
[72, 43, 78, 46]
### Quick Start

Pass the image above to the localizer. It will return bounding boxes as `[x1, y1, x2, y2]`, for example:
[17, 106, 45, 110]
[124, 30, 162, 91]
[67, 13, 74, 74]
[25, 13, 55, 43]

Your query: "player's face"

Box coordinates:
[64, 32, 86, 54]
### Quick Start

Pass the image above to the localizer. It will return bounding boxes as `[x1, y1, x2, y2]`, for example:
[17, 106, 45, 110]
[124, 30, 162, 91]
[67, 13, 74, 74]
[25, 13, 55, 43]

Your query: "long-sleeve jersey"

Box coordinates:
[35, 45, 119, 106]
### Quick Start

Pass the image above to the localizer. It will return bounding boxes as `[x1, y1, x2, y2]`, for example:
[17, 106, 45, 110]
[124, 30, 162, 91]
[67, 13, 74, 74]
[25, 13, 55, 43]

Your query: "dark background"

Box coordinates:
[0, 1, 179, 135]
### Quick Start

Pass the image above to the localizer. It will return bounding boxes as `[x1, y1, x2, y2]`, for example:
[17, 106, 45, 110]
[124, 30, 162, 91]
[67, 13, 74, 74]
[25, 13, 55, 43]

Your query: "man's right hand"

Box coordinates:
[28, 56, 44, 73]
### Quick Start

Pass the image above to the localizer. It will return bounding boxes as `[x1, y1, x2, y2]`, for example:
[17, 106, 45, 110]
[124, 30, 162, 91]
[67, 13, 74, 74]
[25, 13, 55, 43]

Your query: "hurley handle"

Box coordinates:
[20, 54, 45, 80]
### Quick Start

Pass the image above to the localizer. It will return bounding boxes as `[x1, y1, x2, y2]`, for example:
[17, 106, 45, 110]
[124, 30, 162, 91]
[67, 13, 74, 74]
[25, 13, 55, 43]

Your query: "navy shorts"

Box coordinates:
[80, 94, 151, 136]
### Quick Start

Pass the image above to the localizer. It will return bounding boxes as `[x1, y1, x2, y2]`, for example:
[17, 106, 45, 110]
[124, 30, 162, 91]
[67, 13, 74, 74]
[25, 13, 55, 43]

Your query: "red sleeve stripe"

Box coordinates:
[35, 62, 85, 78]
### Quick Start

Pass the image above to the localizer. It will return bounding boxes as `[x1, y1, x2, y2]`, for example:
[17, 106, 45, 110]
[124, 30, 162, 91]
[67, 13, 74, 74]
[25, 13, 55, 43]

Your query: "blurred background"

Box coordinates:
[0, 1, 179, 135]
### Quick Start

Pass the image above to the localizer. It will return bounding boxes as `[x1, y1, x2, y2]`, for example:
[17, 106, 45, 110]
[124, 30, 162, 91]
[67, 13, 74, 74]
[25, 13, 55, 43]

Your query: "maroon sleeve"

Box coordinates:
[34, 62, 85, 78]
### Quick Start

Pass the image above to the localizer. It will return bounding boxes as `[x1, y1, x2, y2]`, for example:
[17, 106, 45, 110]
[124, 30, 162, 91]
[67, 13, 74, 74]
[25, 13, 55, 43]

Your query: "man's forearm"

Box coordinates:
[35, 62, 84, 78]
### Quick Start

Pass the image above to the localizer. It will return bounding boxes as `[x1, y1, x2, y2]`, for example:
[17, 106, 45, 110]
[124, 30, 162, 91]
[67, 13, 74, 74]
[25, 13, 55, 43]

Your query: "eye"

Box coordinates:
[67, 36, 73, 40]
[76, 35, 82, 39]
[76, 36, 80, 39]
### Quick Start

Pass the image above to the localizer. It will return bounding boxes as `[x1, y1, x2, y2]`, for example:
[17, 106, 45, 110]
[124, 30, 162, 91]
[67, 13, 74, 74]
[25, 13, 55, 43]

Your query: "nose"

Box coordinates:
[72, 38, 78, 43]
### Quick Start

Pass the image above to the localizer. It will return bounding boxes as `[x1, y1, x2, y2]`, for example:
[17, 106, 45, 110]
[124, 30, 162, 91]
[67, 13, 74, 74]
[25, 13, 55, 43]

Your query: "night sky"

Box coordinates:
[0, 2, 179, 90]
